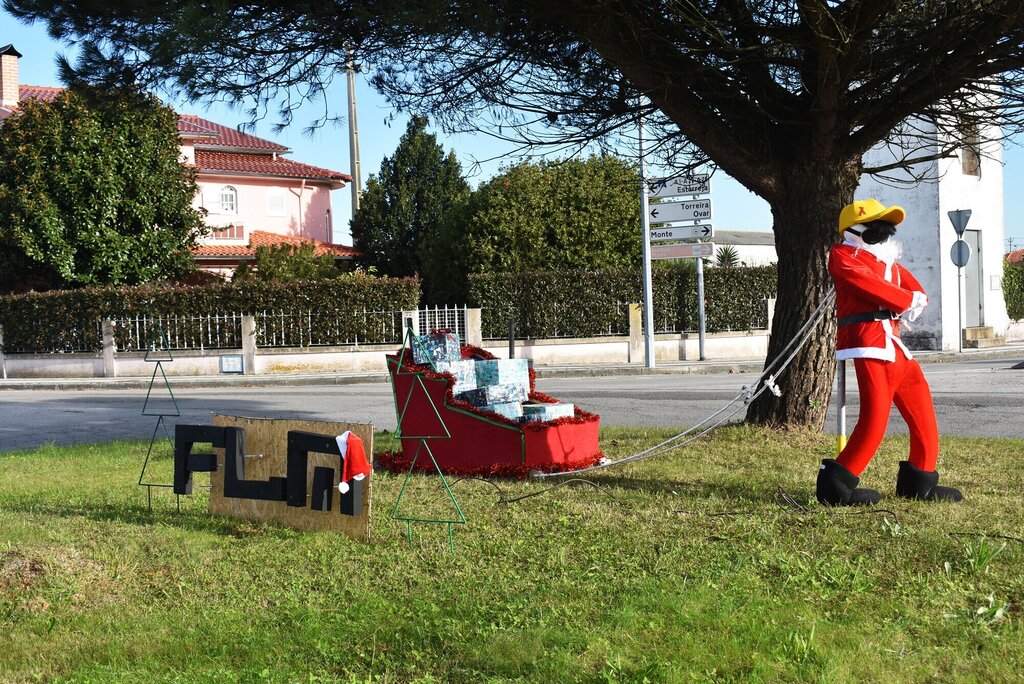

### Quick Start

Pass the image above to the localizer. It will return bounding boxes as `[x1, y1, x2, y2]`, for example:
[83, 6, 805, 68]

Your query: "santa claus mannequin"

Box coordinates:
[816, 199, 963, 506]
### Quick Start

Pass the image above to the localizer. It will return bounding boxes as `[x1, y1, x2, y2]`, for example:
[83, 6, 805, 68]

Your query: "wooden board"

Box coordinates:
[209, 415, 372, 541]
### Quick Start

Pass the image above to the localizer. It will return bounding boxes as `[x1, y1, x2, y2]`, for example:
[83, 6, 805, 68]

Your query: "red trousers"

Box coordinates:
[837, 350, 939, 476]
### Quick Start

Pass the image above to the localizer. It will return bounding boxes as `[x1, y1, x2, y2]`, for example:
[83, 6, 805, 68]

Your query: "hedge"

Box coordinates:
[0, 277, 421, 353]
[1005, 262, 1024, 321]
[468, 264, 777, 339]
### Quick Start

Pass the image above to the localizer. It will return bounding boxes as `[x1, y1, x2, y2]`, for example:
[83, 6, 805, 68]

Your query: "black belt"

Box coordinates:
[838, 310, 899, 328]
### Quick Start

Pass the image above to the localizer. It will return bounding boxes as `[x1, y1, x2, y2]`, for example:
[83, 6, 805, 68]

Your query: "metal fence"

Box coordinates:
[256, 309, 406, 347]
[416, 305, 469, 341]
[112, 313, 244, 352]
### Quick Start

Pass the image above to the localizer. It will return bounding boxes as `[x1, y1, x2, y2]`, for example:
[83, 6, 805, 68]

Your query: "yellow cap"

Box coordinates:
[838, 199, 905, 235]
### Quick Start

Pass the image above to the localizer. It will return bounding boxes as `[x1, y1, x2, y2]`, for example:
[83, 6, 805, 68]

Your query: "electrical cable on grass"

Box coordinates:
[449, 476, 620, 505]
[533, 289, 838, 479]
[947, 531, 1024, 545]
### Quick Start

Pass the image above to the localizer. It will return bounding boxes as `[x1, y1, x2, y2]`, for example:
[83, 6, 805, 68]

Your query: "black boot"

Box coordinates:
[895, 461, 963, 502]
[816, 459, 882, 506]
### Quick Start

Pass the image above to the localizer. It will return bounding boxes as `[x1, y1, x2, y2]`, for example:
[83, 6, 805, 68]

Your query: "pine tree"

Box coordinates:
[350, 116, 469, 297]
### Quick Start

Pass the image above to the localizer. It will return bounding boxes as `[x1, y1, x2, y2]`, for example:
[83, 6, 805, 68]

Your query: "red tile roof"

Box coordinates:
[193, 230, 359, 258]
[1008, 249, 1024, 264]
[195, 149, 350, 183]
[17, 85, 62, 102]
[179, 114, 288, 151]
[14, 87, 302, 156]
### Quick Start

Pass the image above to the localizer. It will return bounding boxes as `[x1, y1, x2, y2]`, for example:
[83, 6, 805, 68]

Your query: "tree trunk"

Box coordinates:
[745, 162, 860, 429]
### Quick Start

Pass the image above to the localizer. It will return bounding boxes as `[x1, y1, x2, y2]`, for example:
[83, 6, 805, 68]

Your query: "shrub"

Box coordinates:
[0, 276, 420, 353]
[1004, 261, 1024, 321]
[468, 264, 776, 339]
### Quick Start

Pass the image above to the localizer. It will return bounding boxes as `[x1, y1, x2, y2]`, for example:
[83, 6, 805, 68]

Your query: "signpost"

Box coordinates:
[651, 242, 716, 260]
[650, 225, 714, 242]
[649, 198, 713, 224]
[947, 209, 973, 353]
[638, 122, 656, 368]
[647, 173, 710, 199]
[643, 173, 714, 360]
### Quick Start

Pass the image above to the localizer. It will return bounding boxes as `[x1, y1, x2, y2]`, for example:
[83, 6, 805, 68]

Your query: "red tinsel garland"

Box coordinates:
[375, 448, 605, 480]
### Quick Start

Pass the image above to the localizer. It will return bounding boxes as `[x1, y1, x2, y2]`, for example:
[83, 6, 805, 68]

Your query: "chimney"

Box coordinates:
[0, 44, 23, 109]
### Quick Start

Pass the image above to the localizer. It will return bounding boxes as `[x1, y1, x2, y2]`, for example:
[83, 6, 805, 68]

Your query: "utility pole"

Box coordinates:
[346, 48, 363, 218]
[638, 117, 656, 368]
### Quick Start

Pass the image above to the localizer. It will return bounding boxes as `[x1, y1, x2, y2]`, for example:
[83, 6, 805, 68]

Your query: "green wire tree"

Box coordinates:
[350, 115, 470, 301]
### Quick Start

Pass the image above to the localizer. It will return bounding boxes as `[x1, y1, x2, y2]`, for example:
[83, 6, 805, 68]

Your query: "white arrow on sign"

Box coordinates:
[648, 174, 710, 199]
[649, 198, 713, 224]
[650, 225, 714, 242]
[651, 242, 715, 260]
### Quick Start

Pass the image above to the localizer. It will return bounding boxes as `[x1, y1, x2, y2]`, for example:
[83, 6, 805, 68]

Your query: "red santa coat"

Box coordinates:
[828, 242, 922, 362]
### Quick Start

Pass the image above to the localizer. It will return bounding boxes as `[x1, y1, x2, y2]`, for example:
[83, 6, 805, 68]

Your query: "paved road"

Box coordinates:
[1, 357, 1021, 451]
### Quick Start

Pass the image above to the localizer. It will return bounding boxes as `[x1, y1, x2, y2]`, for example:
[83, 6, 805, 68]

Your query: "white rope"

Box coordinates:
[532, 289, 837, 479]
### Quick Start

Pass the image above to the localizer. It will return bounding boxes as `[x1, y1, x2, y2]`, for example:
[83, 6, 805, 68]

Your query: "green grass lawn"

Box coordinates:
[1, 426, 1022, 683]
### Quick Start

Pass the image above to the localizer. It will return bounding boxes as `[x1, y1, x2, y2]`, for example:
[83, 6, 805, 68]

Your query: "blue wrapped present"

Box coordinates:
[480, 402, 523, 420]
[521, 402, 575, 423]
[434, 359, 477, 394]
[412, 331, 461, 366]
[455, 383, 528, 407]
[474, 359, 530, 394]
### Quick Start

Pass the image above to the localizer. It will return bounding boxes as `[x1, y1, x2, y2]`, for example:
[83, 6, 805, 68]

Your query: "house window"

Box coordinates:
[220, 186, 238, 214]
[267, 189, 286, 217]
[960, 120, 981, 177]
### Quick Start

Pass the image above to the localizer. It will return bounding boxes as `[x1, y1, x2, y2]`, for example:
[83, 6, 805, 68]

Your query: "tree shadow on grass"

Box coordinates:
[1, 497, 297, 539]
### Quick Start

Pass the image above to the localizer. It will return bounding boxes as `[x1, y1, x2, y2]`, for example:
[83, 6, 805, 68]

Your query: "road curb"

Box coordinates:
[0, 346, 1020, 391]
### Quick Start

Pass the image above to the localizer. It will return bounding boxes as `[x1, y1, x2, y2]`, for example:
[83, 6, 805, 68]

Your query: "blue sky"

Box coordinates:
[3, 10, 1022, 251]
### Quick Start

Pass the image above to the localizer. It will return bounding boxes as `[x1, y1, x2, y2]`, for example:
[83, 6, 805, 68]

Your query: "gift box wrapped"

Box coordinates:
[434, 359, 478, 394]
[412, 331, 462, 366]
[479, 402, 524, 420]
[521, 402, 576, 423]
[474, 359, 530, 393]
[456, 383, 529, 407]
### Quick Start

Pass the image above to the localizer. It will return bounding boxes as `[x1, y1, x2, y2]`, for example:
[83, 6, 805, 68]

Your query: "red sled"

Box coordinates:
[382, 346, 603, 479]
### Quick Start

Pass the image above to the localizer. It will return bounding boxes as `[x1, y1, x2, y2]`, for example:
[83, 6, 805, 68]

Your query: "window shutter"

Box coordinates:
[267, 190, 286, 217]
[203, 188, 221, 214]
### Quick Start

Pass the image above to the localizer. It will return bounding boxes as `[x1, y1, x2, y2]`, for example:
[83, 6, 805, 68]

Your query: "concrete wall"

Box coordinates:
[1, 331, 769, 379]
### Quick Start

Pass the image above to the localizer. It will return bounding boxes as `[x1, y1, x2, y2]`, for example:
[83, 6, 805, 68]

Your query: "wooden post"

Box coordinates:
[101, 319, 117, 378]
[628, 304, 643, 364]
[242, 315, 257, 375]
[0, 325, 6, 380]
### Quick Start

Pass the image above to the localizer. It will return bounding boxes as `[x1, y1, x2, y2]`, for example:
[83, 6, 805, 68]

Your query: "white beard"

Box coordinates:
[845, 231, 903, 266]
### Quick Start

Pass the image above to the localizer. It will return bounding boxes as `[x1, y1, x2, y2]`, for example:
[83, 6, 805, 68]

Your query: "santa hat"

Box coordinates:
[334, 431, 372, 494]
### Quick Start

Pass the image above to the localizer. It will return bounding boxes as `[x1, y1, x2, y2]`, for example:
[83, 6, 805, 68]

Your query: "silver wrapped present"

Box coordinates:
[521, 402, 576, 423]
[456, 383, 529, 406]
[434, 359, 478, 394]
[412, 331, 461, 366]
[474, 359, 530, 394]
[479, 401, 524, 419]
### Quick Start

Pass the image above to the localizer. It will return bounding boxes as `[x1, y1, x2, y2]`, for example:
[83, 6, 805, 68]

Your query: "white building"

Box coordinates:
[712, 230, 778, 267]
[858, 117, 1008, 350]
